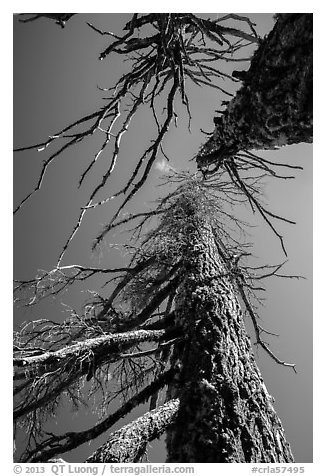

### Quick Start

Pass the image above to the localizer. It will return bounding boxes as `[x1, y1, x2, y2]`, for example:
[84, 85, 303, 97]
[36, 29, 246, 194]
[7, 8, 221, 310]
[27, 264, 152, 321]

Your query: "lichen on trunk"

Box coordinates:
[165, 188, 294, 462]
[197, 13, 312, 172]
[86, 399, 179, 463]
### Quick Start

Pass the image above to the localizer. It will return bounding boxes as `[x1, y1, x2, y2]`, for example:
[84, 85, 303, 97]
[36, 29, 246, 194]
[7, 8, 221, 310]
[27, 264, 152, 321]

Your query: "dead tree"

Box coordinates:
[14, 13, 259, 264]
[14, 13, 311, 463]
[197, 14, 312, 170]
[193, 14, 312, 256]
[14, 177, 300, 462]
[163, 186, 294, 462]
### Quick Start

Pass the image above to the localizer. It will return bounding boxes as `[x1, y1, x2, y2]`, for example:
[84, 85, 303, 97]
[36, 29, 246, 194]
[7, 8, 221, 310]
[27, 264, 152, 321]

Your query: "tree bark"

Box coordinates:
[165, 199, 294, 462]
[86, 399, 179, 463]
[197, 13, 312, 171]
[14, 328, 178, 421]
[14, 328, 168, 373]
[25, 369, 176, 462]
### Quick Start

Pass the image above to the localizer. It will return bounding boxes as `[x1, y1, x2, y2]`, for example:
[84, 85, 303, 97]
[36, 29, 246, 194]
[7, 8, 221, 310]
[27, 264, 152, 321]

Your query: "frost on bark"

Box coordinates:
[164, 190, 294, 462]
[197, 13, 312, 172]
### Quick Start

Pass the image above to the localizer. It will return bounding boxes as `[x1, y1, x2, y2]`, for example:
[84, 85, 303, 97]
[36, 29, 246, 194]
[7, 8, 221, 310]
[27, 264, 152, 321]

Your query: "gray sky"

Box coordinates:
[13, 13, 312, 462]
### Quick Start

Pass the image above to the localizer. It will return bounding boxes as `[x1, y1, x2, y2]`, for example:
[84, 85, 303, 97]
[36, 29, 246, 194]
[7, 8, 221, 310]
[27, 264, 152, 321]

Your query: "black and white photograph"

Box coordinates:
[13, 9, 313, 467]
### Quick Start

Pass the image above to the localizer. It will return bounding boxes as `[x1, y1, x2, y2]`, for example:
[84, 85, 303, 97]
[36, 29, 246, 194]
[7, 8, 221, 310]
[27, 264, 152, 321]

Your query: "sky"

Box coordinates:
[13, 13, 312, 463]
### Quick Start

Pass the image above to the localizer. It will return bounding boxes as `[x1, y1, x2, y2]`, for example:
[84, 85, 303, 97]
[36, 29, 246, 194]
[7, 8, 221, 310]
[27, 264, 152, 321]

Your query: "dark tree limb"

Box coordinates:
[24, 368, 176, 462]
[14, 13, 259, 263]
[86, 399, 180, 462]
[18, 14, 76, 28]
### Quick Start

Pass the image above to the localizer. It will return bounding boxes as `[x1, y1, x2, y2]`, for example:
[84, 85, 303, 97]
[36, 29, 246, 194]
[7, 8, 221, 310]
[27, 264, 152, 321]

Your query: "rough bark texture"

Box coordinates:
[14, 328, 168, 373]
[26, 369, 176, 463]
[86, 399, 179, 463]
[197, 13, 312, 171]
[14, 328, 178, 422]
[165, 198, 294, 462]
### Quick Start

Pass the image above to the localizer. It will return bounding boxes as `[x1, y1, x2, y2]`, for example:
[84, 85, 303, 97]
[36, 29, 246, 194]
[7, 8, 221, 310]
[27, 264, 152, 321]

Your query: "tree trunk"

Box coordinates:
[197, 13, 312, 172]
[165, 209, 294, 462]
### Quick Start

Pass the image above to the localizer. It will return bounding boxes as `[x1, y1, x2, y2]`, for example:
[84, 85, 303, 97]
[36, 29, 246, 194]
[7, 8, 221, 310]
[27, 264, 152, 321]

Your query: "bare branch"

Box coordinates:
[86, 399, 180, 462]
[24, 368, 176, 462]
[236, 279, 297, 372]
